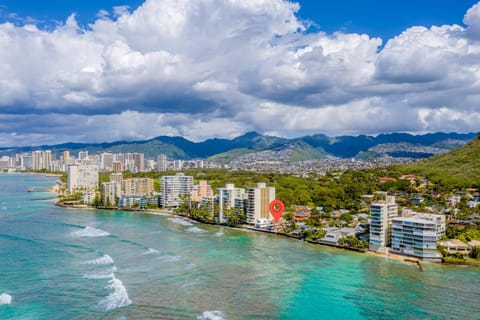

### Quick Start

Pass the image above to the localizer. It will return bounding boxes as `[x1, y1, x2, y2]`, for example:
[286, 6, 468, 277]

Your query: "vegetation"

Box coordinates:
[400, 134, 480, 188]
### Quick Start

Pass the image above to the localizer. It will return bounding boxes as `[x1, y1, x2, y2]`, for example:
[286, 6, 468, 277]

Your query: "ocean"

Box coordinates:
[0, 174, 479, 319]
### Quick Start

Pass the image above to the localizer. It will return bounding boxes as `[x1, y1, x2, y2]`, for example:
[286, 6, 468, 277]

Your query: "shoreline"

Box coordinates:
[54, 200, 450, 268]
[37, 175, 477, 269]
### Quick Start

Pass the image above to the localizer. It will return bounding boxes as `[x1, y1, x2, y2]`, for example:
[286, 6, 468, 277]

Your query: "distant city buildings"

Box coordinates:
[157, 154, 167, 172]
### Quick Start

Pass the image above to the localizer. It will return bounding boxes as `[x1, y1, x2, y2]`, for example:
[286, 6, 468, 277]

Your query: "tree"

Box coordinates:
[470, 246, 480, 259]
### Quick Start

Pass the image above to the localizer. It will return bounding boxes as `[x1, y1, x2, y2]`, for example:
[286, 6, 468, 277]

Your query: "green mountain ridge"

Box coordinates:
[403, 134, 480, 187]
[0, 131, 476, 162]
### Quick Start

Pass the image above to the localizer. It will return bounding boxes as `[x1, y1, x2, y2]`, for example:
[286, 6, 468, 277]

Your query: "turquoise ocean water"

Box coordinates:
[0, 174, 479, 319]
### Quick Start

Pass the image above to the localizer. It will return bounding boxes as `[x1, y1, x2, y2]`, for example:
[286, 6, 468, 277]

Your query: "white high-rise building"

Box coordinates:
[32, 151, 43, 170]
[100, 153, 114, 171]
[217, 183, 246, 223]
[157, 154, 167, 172]
[369, 195, 398, 253]
[101, 182, 122, 206]
[160, 173, 193, 208]
[109, 172, 123, 185]
[246, 183, 275, 224]
[43, 150, 52, 170]
[67, 164, 99, 194]
[21, 155, 33, 169]
[391, 210, 446, 261]
[78, 151, 89, 161]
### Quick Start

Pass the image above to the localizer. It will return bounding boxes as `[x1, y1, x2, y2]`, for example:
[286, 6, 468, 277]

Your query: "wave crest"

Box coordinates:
[71, 226, 110, 238]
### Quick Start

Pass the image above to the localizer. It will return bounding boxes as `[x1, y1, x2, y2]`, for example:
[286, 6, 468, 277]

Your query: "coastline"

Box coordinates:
[39, 175, 477, 269]
[53, 200, 447, 268]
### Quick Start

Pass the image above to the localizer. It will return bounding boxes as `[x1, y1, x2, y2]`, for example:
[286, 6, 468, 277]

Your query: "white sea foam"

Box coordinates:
[97, 275, 132, 311]
[71, 226, 110, 238]
[187, 227, 206, 233]
[142, 248, 160, 255]
[84, 266, 117, 279]
[197, 311, 227, 320]
[180, 279, 198, 289]
[214, 232, 224, 236]
[0, 293, 12, 305]
[168, 217, 193, 226]
[84, 254, 114, 265]
[156, 255, 181, 263]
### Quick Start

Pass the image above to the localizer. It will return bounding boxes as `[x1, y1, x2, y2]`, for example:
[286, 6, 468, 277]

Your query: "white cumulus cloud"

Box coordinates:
[0, 0, 479, 146]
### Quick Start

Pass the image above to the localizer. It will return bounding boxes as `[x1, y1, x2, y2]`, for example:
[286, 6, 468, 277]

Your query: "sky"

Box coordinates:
[0, 0, 480, 146]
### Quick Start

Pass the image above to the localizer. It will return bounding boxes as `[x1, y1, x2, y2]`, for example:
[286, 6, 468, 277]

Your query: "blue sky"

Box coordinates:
[0, 0, 480, 145]
[1, 0, 477, 39]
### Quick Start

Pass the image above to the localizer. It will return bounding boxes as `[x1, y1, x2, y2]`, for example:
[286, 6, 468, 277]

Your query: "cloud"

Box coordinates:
[0, 0, 479, 146]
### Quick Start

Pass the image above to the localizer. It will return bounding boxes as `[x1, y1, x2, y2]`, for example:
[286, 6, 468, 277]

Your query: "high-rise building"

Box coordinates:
[157, 154, 167, 172]
[217, 183, 246, 223]
[123, 178, 154, 195]
[101, 182, 122, 206]
[109, 172, 123, 185]
[78, 151, 89, 161]
[62, 150, 70, 162]
[369, 195, 398, 253]
[246, 183, 275, 224]
[173, 160, 183, 171]
[112, 161, 123, 172]
[43, 150, 52, 170]
[67, 164, 99, 194]
[32, 151, 42, 170]
[160, 173, 193, 208]
[100, 153, 114, 171]
[132, 153, 145, 172]
[391, 210, 445, 261]
[21, 155, 33, 169]
[190, 180, 214, 202]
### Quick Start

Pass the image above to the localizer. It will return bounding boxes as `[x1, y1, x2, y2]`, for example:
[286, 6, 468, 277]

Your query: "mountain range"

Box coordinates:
[0, 131, 477, 163]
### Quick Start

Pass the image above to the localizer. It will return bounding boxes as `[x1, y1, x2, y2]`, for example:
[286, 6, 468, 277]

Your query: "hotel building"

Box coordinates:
[160, 173, 193, 208]
[67, 164, 99, 194]
[391, 210, 446, 261]
[369, 195, 398, 253]
[217, 183, 246, 223]
[246, 183, 275, 224]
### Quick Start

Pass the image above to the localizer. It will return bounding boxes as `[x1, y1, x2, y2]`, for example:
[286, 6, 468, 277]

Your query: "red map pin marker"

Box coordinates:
[269, 199, 285, 223]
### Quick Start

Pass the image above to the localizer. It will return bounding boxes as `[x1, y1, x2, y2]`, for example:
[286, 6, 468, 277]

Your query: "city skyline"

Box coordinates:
[0, 0, 480, 146]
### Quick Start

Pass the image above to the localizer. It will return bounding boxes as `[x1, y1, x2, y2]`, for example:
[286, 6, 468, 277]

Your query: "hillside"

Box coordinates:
[0, 131, 476, 162]
[403, 134, 480, 187]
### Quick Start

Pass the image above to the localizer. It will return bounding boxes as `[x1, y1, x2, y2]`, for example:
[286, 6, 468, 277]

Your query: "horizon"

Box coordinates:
[1, 0, 480, 146]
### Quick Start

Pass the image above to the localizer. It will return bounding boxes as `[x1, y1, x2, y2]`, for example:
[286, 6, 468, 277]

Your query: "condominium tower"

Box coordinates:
[369, 195, 398, 253]
[160, 173, 193, 208]
[246, 183, 275, 224]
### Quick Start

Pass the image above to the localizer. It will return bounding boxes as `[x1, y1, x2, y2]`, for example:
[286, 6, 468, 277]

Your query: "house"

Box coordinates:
[439, 239, 470, 255]
[410, 196, 425, 204]
[319, 227, 356, 245]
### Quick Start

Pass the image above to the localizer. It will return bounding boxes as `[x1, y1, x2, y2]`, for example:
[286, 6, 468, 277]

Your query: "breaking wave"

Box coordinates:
[168, 217, 193, 226]
[142, 248, 160, 255]
[96, 275, 132, 312]
[187, 227, 206, 233]
[71, 226, 110, 238]
[0, 293, 12, 305]
[83, 254, 114, 265]
[197, 310, 227, 320]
